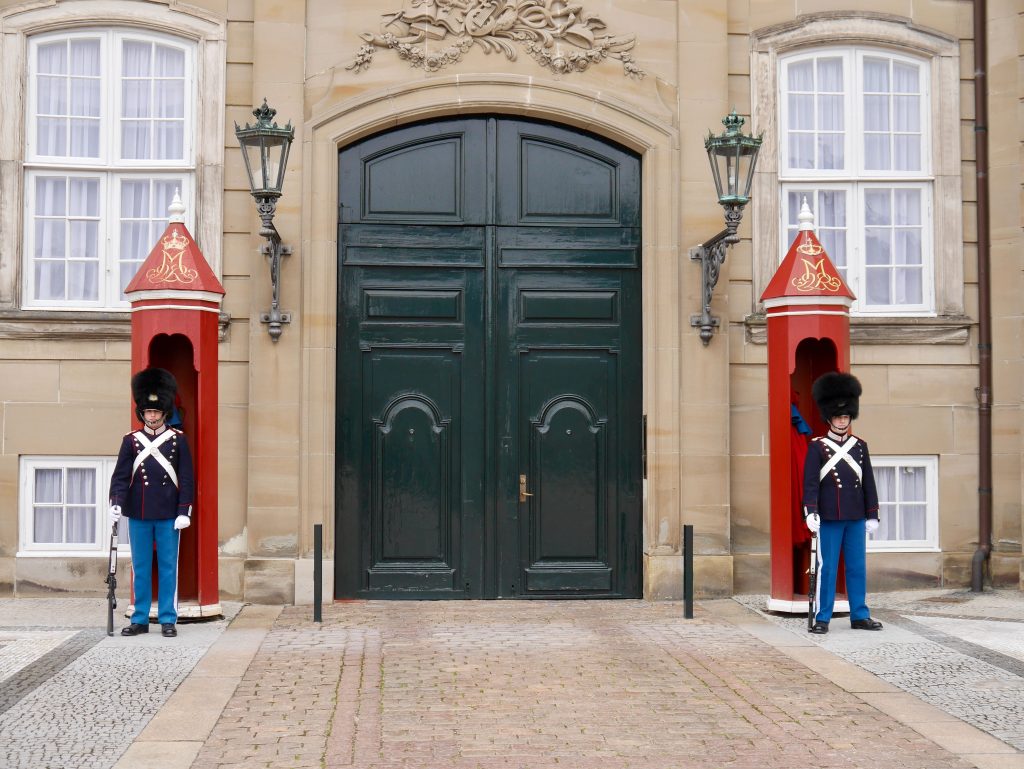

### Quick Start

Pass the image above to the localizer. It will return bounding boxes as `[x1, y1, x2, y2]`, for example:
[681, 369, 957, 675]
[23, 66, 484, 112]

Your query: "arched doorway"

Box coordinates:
[336, 116, 642, 598]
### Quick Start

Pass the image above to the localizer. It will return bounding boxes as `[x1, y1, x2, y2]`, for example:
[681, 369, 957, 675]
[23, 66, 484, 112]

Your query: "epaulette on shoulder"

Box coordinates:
[811, 436, 823, 442]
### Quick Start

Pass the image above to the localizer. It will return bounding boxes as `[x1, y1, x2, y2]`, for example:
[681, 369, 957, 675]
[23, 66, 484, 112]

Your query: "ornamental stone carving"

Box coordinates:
[347, 0, 645, 78]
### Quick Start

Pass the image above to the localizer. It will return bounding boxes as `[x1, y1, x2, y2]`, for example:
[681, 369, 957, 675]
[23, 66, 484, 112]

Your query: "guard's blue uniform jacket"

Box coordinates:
[109, 426, 194, 521]
[802, 433, 879, 522]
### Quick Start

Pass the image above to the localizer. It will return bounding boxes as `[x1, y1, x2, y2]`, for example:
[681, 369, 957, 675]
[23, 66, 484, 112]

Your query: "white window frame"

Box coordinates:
[0, 0, 226, 315]
[778, 46, 933, 315]
[18, 455, 129, 556]
[22, 28, 196, 310]
[867, 455, 939, 552]
[749, 14, 964, 332]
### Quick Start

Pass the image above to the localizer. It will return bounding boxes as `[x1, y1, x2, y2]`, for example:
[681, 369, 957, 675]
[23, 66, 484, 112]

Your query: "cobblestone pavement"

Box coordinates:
[4, 592, 1022, 769]
[736, 589, 1024, 751]
[192, 600, 976, 769]
[0, 598, 239, 769]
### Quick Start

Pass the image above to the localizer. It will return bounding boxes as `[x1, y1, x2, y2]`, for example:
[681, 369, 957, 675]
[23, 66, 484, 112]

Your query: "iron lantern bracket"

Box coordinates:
[689, 202, 746, 346]
[254, 195, 291, 342]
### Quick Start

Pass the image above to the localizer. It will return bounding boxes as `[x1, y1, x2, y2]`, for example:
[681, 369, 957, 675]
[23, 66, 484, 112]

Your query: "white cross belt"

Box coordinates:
[131, 430, 178, 488]
[818, 436, 862, 482]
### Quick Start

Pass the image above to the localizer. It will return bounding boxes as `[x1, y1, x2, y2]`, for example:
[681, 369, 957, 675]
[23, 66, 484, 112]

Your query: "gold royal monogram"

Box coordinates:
[146, 228, 197, 284]
[792, 258, 841, 293]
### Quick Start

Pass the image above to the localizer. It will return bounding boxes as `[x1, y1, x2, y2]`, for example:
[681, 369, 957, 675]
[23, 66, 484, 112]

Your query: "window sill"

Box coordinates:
[16, 550, 130, 558]
[0, 309, 232, 341]
[744, 313, 973, 345]
[0, 310, 131, 340]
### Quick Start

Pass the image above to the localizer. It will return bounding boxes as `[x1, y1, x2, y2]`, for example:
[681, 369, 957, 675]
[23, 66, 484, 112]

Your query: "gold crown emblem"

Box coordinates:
[162, 228, 189, 252]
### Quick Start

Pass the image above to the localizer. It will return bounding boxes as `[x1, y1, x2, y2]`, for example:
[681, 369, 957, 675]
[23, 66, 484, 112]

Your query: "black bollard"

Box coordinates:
[683, 524, 694, 619]
[313, 524, 323, 623]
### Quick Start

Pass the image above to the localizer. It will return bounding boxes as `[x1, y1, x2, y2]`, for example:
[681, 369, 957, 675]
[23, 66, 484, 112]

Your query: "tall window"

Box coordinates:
[867, 456, 939, 551]
[24, 29, 195, 309]
[780, 48, 932, 314]
[19, 457, 126, 553]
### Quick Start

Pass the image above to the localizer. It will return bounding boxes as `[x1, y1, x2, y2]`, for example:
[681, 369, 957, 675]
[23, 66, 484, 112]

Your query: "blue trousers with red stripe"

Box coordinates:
[815, 518, 870, 623]
[128, 517, 180, 625]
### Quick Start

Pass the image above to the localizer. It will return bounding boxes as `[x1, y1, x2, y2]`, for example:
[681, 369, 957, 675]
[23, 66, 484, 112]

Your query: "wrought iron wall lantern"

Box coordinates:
[690, 111, 763, 346]
[234, 99, 295, 342]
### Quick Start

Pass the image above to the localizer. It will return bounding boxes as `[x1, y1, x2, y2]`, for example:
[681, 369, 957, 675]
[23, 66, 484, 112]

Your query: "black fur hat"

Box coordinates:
[812, 372, 862, 422]
[131, 368, 177, 419]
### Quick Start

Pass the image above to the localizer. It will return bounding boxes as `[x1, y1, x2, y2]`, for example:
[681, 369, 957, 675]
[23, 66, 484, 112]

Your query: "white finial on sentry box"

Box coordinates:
[168, 189, 186, 223]
[798, 197, 814, 232]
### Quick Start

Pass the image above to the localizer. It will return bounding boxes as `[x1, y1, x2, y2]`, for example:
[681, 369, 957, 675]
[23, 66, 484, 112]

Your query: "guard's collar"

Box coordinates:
[827, 428, 851, 442]
[142, 424, 168, 436]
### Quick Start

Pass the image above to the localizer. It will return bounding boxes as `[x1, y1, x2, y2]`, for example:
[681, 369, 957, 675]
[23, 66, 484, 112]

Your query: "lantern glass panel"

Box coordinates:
[238, 132, 290, 197]
[239, 138, 262, 194]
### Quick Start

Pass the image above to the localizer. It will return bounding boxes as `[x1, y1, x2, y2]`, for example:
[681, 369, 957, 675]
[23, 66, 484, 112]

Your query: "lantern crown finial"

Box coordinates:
[234, 97, 294, 136]
[252, 98, 276, 125]
[722, 109, 745, 134]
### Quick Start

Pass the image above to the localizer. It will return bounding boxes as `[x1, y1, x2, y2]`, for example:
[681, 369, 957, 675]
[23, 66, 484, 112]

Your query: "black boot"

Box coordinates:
[851, 618, 883, 630]
[121, 623, 149, 636]
[161, 623, 177, 637]
[809, 621, 829, 634]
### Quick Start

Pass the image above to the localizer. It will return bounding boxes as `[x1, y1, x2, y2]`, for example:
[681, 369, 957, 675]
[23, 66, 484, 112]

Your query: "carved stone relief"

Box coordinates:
[347, 0, 644, 78]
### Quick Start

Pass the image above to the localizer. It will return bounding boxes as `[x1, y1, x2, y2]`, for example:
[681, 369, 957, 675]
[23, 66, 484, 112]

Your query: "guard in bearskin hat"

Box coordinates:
[802, 371, 883, 634]
[108, 368, 194, 637]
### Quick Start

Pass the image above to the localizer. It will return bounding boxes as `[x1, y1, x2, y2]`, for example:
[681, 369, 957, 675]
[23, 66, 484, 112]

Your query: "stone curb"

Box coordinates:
[111, 604, 282, 769]
[706, 599, 1024, 769]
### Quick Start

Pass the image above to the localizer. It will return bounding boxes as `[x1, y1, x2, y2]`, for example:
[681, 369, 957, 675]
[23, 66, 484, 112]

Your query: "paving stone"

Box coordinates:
[193, 601, 975, 769]
[4, 591, 1023, 768]
[737, 589, 1024, 752]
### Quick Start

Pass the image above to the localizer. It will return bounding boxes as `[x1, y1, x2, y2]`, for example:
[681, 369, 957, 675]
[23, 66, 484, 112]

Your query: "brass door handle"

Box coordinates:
[519, 474, 533, 503]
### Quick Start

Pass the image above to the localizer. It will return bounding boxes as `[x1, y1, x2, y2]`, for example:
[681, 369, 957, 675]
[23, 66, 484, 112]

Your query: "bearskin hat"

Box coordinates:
[131, 368, 177, 419]
[811, 371, 861, 422]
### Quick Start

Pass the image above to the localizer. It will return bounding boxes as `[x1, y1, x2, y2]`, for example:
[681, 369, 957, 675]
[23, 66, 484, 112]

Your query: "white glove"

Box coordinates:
[174, 515, 191, 530]
[865, 518, 880, 535]
[108, 505, 121, 527]
[805, 512, 820, 534]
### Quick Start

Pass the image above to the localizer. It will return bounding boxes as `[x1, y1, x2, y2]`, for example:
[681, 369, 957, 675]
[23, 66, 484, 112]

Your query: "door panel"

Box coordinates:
[496, 121, 640, 226]
[338, 117, 641, 598]
[339, 118, 487, 225]
[521, 351, 613, 592]
[338, 263, 484, 598]
[363, 349, 462, 591]
[497, 267, 640, 598]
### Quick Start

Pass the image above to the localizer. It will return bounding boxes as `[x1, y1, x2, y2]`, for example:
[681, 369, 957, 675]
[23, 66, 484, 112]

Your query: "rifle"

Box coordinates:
[105, 522, 118, 636]
[807, 532, 818, 632]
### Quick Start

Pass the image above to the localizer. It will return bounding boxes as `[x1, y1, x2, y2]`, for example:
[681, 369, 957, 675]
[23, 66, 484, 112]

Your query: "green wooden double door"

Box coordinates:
[336, 117, 642, 598]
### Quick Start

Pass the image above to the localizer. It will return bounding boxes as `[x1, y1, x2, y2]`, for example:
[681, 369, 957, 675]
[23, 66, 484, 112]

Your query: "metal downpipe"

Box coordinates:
[971, 0, 992, 592]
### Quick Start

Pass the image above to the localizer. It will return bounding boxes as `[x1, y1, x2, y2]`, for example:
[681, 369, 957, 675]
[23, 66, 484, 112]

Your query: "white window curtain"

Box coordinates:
[864, 187, 923, 306]
[36, 38, 102, 159]
[25, 29, 194, 309]
[785, 56, 844, 171]
[32, 175, 101, 302]
[863, 56, 921, 173]
[31, 466, 96, 545]
[121, 40, 186, 162]
[32, 467, 64, 543]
